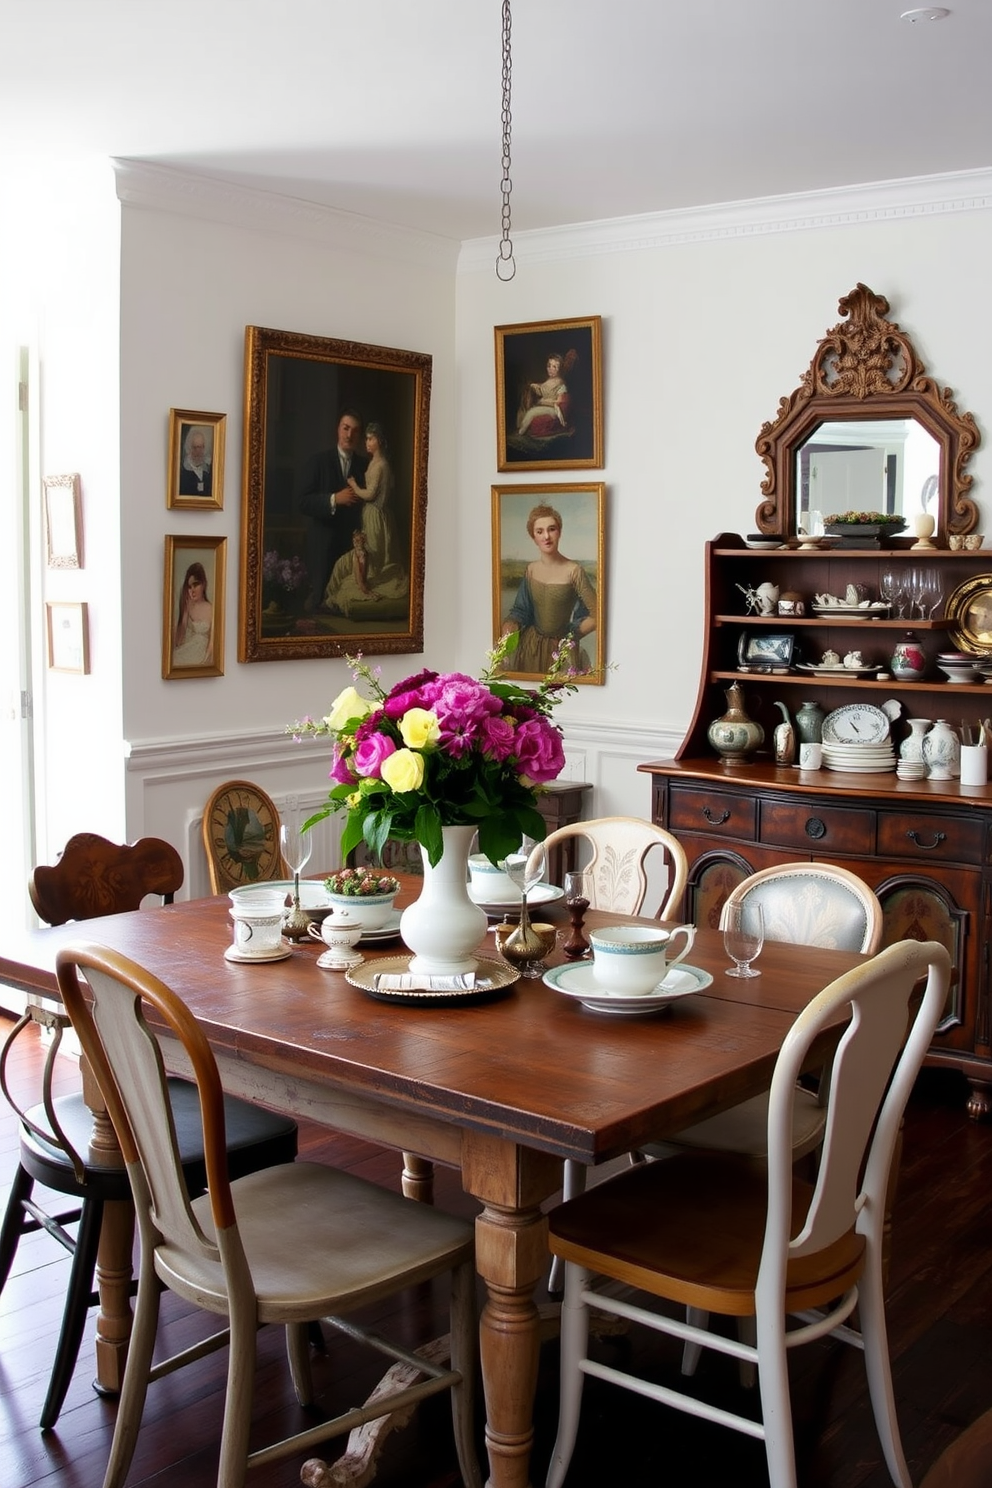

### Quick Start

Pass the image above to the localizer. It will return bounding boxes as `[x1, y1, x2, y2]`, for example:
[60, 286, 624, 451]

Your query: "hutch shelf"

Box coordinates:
[641, 534, 992, 1119]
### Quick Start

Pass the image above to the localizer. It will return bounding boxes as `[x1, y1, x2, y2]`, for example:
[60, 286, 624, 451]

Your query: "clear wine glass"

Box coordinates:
[925, 570, 944, 618]
[879, 568, 897, 612]
[723, 901, 764, 979]
[279, 797, 313, 931]
[907, 567, 928, 621]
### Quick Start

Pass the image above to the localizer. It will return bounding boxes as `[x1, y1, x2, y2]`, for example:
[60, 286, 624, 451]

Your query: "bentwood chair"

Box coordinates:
[530, 818, 689, 1294]
[0, 834, 298, 1430]
[545, 940, 951, 1488]
[55, 942, 481, 1488]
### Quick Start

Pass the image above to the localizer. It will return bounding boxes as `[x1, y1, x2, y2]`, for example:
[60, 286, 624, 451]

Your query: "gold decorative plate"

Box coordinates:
[346, 954, 518, 1005]
[945, 574, 992, 656]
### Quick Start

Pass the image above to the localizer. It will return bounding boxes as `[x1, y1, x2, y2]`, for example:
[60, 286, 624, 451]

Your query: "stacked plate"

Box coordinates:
[821, 742, 897, 774]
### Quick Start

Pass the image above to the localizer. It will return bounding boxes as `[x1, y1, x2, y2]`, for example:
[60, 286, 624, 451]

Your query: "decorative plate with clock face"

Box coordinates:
[202, 779, 284, 893]
[821, 704, 891, 746]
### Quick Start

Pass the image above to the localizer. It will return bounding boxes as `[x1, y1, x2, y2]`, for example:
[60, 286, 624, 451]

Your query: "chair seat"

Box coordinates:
[643, 1086, 826, 1162]
[159, 1162, 475, 1317]
[19, 1078, 298, 1197]
[549, 1150, 866, 1316]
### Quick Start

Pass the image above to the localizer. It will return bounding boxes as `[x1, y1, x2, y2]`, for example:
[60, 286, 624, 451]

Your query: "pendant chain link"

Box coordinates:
[496, 0, 515, 281]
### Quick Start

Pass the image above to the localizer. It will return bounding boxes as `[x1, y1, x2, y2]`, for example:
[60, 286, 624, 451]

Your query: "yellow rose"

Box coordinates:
[399, 708, 440, 750]
[324, 685, 371, 732]
[381, 748, 426, 794]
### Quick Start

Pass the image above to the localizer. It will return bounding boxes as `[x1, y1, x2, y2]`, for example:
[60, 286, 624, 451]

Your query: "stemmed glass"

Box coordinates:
[907, 567, 928, 621]
[499, 840, 552, 976]
[280, 797, 313, 939]
[724, 901, 764, 979]
[879, 567, 898, 613]
[924, 570, 944, 618]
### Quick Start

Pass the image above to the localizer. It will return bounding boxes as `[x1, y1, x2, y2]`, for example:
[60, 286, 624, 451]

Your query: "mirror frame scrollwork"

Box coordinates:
[754, 283, 981, 539]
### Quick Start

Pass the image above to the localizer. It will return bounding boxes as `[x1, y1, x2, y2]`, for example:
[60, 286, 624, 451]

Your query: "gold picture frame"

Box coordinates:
[43, 474, 83, 568]
[167, 408, 226, 510]
[946, 572, 992, 654]
[240, 324, 432, 663]
[46, 601, 89, 673]
[492, 482, 606, 685]
[162, 535, 226, 679]
[495, 316, 603, 472]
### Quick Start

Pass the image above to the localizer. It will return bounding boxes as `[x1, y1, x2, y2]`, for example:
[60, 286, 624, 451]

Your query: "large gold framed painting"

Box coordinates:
[239, 325, 431, 662]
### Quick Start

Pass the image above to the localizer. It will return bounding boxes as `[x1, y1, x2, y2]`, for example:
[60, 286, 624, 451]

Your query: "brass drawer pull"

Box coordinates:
[703, 807, 731, 825]
[906, 829, 947, 850]
[805, 818, 827, 840]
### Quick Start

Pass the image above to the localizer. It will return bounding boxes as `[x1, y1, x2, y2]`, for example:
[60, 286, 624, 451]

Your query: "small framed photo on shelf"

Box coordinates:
[46, 601, 89, 673]
[167, 409, 226, 510]
[162, 535, 226, 679]
[737, 632, 795, 672]
[43, 474, 83, 568]
[495, 316, 603, 472]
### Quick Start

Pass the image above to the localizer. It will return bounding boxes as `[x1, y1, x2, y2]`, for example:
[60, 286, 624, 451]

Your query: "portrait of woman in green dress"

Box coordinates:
[498, 499, 600, 680]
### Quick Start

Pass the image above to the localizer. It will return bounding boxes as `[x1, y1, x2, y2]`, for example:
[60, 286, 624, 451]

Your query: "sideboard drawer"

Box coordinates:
[877, 811, 984, 865]
[669, 786, 756, 841]
[759, 800, 874, 855]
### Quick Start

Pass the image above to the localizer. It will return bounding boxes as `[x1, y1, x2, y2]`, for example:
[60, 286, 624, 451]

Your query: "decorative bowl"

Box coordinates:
[323, 869, 400, 929]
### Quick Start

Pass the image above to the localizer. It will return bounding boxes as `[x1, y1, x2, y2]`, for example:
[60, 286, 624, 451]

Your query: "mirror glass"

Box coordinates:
[795, 418, 941, 533]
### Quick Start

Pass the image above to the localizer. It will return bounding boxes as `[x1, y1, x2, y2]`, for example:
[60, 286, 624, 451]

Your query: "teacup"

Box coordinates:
[324, 887, 398, 930]
[228, 891, 287, 958]
[588, 923, 695, 996]
[468, 853, 520, 903]
[964, 533, 984, 551]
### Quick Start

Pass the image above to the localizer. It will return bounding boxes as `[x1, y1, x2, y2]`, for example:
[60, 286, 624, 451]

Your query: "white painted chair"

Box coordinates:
[533, 817, 689, 1295]
[656, 862, 884, 1161]
[545, 939, 951, 1488]
[525, 815, 688, 921]
[55, 943, 481, 1488]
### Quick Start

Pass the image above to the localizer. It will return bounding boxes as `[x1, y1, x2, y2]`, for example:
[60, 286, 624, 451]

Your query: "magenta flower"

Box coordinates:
[353, 732, 397, 779]
[512, 718, 566, 783]
[329, 745, 357, 785]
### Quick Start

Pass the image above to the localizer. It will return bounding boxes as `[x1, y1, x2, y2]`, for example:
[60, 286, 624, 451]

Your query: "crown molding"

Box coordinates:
[458, 166, 992, 273]
[113, 159, 461, 273]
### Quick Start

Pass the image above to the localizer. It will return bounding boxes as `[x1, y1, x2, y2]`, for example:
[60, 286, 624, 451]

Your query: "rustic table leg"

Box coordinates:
[82, 1064, 134, 1393]
[462, 1134, 561, 1488]
[401, 1152, 435, 1203]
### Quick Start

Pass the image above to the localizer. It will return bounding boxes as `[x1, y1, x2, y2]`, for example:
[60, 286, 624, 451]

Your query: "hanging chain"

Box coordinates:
[496, 0, 515, 281]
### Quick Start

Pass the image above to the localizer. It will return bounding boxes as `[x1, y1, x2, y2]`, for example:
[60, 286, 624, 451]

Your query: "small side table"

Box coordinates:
[536, 781, 593, 885]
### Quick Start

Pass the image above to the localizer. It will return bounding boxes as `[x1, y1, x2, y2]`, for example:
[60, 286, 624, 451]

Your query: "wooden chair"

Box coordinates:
[55, 942, 481, 1488]
[526, 815, 688, 920]
[201, 779, 287, 894]
[0, 833, 299, 1430]
[545, 939, 951, 1488]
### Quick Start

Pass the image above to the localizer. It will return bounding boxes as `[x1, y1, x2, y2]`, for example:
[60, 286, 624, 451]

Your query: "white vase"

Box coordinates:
[400, 824, 488, 975]
[922, 718, 960, 780]
[900, 718, 932, 765]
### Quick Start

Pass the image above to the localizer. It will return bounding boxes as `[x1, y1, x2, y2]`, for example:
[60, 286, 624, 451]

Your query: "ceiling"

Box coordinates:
[4, 0, 992, 241]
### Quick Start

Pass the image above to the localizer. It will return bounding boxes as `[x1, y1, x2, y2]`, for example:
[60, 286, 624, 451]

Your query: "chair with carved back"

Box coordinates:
[0, 833, 299, 1430]
[201, 779, 287, 894]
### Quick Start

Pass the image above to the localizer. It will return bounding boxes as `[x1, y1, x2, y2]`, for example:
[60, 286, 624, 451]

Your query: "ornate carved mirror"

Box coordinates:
[755, 284, 981, 540]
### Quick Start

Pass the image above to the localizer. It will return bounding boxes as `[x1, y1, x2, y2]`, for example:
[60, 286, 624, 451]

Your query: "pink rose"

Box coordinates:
[352, 732, 397, 778]
[478, 714, 516, 761]
[329, 745, 357, 785]
[512, 718, 565, 784]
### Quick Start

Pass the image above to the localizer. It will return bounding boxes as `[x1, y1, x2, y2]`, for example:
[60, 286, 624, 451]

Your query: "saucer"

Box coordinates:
[468, 883, 564, 912]
[358, 911, 404, 944]
[224, 943, 293, 964]
[543, 961, 713, 1015]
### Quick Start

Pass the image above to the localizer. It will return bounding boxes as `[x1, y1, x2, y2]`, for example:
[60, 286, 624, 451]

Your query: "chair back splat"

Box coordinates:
[545, 939, 951, 1488]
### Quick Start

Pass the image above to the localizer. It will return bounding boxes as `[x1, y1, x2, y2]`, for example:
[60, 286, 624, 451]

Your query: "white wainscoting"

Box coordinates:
[124, 719, 682, 900]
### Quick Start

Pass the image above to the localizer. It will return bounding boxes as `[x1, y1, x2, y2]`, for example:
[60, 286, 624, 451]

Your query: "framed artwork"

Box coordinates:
[43, 474, 83, 568]
[167, 408, 226, 510]
[495, 316, 603, 472]
[162, 534, 226, 679]
[239, 324, 431, 663]
[491, 482, 606, 685]
[46, 601, 89, 673]
[737, 633, 795, 670]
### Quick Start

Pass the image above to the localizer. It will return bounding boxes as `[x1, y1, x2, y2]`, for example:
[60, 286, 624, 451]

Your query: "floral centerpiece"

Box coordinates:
[324, 867, 400, 897]
[291, 634, 573, 869]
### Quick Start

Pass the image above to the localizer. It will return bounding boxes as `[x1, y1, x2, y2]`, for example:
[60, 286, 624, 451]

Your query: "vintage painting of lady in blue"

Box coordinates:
[495, 317, 603, 472]
[492, 483, 606, 685]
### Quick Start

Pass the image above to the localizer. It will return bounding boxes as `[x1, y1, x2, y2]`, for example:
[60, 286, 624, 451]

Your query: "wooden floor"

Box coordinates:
[1, 1011, 990, 1488]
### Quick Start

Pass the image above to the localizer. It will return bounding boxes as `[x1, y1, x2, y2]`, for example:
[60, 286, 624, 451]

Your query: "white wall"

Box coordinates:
[455, 175, 992, 821]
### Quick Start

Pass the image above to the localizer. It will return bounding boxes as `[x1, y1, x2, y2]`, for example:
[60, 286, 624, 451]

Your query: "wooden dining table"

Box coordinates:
[0, 883, 862, 1488]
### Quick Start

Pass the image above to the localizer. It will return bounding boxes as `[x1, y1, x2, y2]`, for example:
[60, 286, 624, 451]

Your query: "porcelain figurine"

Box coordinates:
[773, 701, 796, 765]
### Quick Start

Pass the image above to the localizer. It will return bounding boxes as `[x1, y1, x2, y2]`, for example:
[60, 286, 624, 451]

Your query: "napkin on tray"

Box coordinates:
[373, 971, 481, 992]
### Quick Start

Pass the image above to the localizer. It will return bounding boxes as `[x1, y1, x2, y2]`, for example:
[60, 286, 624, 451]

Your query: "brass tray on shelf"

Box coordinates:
[945, 574, 992, 656]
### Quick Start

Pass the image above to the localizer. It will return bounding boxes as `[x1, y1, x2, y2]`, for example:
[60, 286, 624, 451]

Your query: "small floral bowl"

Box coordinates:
[323, 868, 401, 930]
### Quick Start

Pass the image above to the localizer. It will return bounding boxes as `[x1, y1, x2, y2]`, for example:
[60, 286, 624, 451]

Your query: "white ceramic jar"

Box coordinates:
[922, 718, 960, 780]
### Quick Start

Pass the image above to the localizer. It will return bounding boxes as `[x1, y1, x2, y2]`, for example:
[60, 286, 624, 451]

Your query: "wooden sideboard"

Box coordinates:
[640, 534, 992, 1119]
